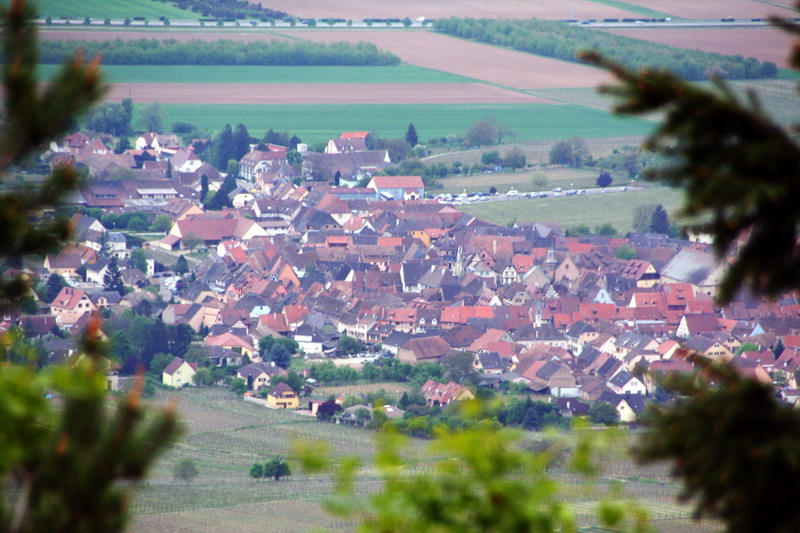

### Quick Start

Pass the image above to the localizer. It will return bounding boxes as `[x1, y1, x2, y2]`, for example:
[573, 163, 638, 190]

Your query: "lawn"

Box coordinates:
[38, 64, 474, 84]
[458, 185, 686, 233]
[22, 0, 199, 19]
[158, 102, 654, 144]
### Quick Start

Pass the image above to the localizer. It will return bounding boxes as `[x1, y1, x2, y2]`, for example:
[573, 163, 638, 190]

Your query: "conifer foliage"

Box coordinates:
[0, 3, 180, 532]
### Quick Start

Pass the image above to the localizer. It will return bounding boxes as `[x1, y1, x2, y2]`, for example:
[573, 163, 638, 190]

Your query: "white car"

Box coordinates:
[506, 189, 519, 196]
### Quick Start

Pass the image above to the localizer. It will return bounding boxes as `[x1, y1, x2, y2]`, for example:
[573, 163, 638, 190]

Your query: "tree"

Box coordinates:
[45, 273, 67, 302]
[596, 171, 613, 187]
[130, 248, 148, 272]
[503, 147, 526, 169]
[263, 456, 291, 481]
[149, 352, 174, 377]
[530, 171, 549, 190]
[183, 232, 203, 252]
[405, 123, 418, 147]
[232, 123, 251, 162]
[0, 4, 179, 531]
[230, 377, 247, 395]
[150, 214, 172, 233]
[463, 119, 497, 147]
[615, 245, 638, 260]
[402, 16, 412, 28]
[576, 19, 800, 530]
[588, 402, 619, 425]
[549, 140, 573, 165]
[138, 101, 166, 132]
[200, 174, 209, 205]
[103, 256, 125, 296]
[735, 342, 760, 356]
[338, 335, 362, 356]
[249, 462, 264, 482]
[632, 204, 657, 233]
[173, 459, 199, 483]
[649, 204, 670, 235]
[480, 151, 501, 166]
[174, 254, 189, 275]
[594, 223, 618, 236]
[85, 102, 132, 135]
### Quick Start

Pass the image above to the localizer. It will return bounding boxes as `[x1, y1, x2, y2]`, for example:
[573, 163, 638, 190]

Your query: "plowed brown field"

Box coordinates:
[294, 31, 612, 89]
[618, 0, 798, 19]
[267, 0, 638, 20]
[103, 82, 557, 104]
[608, 27, 794, 68]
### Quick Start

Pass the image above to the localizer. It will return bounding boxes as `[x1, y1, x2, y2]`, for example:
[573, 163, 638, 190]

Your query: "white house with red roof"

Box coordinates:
[50, 287, 98, 326]
[366, 175, 425, 201]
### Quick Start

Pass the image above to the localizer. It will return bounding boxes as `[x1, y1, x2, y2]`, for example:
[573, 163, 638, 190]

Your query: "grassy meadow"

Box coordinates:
[130, 387, 705, 533]
[158, 102, 655, 144]
[39, 64, 475, 84]
[22, 0, 198, 19]
[436, 167, 634, 195]
[459, 185, 686, 233]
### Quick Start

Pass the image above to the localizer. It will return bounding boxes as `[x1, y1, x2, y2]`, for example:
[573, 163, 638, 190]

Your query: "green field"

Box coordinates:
[39, 64, 474, 84]
[587, 0, 678, 19]
[459, 186, 686, 233]
[20, 0, 198, 19]
[437, 167, 633, 195]
[158, 103, 655, 144]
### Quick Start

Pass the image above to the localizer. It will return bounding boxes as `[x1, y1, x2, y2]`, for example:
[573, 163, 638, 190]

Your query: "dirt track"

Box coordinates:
[104, 82, 558, 104]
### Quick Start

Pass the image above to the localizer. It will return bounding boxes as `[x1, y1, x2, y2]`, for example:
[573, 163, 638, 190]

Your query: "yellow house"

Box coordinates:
[162, 357, 198, 388]
[266, 382, 299, 409]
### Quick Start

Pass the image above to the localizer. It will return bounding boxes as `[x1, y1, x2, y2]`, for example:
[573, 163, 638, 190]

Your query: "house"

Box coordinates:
[607, 370, 647, 395]
[366, 176, 425, 201]
[237, 361, 284, 391]
[595, 392, 647, 423]
[397, 336, 451, 365]
[205, 331, 256, 358]
[168, 215, 269, 249]
[239, 149, 286, 181]
[420, 379, 475, 406]
[50, 287, 98, 326]
[162, 357, 198, 388]
[266, 382, 299, 409]
[660, 248, 727, 296]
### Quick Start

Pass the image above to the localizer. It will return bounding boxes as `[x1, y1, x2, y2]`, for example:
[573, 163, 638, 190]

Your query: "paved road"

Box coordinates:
[37, 18, 791, 30]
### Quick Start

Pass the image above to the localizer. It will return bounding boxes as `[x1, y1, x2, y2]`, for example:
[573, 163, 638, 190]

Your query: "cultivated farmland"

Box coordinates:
[154, 102, 654, 144]
[130, 387, 709, 533]
[21, 0, 199, 19]
[613, 0, 798, 19]
[38, 64, 476, 84]
[103, 82, 555, 105]
[293, 30, 614, 89]
[263, 0, 639, 21]
[608, 27, 795, 68]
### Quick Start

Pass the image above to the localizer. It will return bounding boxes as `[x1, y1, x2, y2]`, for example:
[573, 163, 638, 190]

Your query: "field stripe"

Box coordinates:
[102, 82, 557, 104]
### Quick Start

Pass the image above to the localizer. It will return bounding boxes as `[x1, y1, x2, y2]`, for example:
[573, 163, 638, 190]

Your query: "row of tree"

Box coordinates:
[433, 17, 778, 81]
[158, 0, 288, 21]
[40, 39, 401, 66]
[249, 457, 291, 482]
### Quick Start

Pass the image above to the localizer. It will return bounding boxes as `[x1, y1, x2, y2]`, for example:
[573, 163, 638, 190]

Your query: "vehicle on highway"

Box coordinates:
[506, 189, 519, 196]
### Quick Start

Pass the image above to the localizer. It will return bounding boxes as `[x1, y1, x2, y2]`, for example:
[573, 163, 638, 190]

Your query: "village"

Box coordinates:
[15, 127, 800, 430]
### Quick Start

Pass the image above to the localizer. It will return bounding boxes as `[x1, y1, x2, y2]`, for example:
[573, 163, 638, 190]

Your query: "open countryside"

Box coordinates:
[6, 1, 800, 533]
